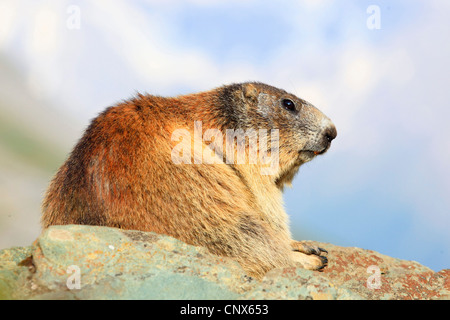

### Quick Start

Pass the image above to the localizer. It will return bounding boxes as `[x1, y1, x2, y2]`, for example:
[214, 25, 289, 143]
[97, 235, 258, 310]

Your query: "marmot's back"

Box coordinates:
[42, 82, 336, 278]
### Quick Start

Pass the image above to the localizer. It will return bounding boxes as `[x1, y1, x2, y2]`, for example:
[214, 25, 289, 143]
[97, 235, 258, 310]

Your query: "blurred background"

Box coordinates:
[0, 0, 448, 271]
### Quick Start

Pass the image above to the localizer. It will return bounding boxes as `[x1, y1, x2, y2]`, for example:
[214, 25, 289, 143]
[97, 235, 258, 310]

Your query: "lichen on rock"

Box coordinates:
[0, 225, 448, 300]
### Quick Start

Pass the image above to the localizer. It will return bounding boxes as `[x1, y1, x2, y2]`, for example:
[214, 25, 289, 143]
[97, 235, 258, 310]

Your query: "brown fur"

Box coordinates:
[41, 82, 336, 279]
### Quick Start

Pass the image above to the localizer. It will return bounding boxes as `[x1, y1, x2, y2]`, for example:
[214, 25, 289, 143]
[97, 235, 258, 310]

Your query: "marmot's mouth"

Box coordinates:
[311, 142, 332, 156]
[301, 148, 326, 157]
[313, 147, 328, 155]
[298, 145, 329, 161]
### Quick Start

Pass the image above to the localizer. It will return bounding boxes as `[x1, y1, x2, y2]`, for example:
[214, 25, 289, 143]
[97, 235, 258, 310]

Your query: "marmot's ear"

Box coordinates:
[243, 83, 258, 102]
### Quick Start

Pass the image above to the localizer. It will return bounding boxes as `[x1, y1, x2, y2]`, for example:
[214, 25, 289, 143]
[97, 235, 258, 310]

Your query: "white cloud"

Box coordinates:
[0, 0, 18, 48]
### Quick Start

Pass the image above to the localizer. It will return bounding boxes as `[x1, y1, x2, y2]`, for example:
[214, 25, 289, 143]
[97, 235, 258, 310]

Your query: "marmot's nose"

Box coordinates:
[324, 124, 337, 143]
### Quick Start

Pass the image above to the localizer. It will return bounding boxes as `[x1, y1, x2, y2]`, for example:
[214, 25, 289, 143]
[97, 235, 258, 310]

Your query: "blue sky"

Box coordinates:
[0, 0, 449, 271]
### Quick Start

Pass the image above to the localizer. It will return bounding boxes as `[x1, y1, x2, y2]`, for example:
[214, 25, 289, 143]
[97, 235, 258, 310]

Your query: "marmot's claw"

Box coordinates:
[291, 241, 327, 257]
[316, 256, 328, 272]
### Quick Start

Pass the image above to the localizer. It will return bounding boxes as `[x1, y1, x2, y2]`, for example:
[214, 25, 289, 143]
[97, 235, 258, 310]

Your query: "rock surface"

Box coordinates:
[0, 225, 448, 300]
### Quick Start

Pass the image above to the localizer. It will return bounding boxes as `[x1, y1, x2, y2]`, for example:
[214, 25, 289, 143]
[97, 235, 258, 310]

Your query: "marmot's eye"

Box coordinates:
[282, 99, 296, 112]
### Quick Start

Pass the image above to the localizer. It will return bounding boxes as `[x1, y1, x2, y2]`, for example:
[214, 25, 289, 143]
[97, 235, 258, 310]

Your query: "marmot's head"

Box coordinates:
[216, 82, 337, 188]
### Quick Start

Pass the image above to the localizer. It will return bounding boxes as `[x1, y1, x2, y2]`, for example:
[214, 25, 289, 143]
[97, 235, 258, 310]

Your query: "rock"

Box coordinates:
[308, 242, 450, 300]
[0, 246, 32, 300]
[251, 242, 450, 300]
[0, 225, 448, 300]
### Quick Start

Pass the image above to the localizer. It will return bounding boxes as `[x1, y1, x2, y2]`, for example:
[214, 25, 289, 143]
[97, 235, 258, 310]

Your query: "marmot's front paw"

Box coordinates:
[290, 241, 328, 271]
[290, 251, 328, 271]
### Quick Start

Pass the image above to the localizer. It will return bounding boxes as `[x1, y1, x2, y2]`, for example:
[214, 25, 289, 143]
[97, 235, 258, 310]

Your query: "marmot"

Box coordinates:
[42, 82, 337, 279]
